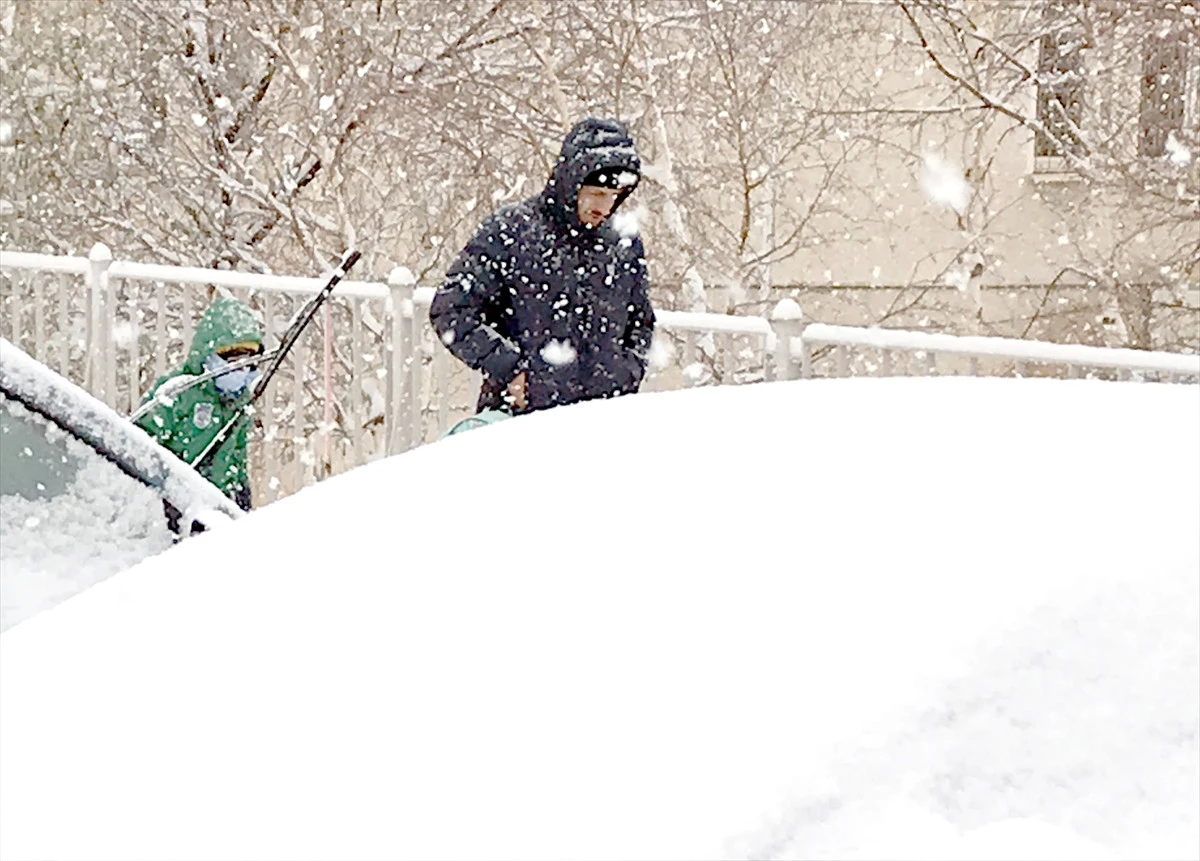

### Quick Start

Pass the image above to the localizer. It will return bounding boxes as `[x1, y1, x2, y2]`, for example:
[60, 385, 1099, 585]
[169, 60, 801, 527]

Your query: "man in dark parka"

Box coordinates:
[429, 117, 655, 415]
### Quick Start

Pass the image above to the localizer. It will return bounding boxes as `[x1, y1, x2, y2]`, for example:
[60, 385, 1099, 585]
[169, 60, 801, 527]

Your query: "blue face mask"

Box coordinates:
[204, 353, 261, 397]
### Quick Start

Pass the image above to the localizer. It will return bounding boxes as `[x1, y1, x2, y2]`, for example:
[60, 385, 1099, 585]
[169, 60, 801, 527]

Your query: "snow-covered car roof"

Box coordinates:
[0, 337, 242, 524]
[1, 377, 1197, 859]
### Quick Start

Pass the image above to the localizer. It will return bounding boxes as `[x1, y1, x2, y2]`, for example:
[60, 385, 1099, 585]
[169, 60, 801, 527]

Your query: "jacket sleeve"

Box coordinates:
[616, 238, 656, 393]
[429, 216, 523, 385]
[134, 374, 184, 449]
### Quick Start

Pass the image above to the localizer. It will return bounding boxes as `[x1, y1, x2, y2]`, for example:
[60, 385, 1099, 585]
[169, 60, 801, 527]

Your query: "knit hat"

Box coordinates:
[582, 168, 639, 190]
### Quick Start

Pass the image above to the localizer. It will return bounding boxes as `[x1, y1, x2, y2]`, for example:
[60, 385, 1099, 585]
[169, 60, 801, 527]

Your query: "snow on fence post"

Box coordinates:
[386, 266, 417, 454]
[85, 242, 112, 402]
[770, 298, 805, 381]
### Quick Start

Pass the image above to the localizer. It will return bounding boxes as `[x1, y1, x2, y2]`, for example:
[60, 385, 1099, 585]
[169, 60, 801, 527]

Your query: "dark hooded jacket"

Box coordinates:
[429, 117, 655, 415]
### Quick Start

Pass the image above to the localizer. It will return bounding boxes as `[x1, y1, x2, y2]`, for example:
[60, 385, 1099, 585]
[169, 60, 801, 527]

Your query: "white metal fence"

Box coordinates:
[3, 247, 1197, 501]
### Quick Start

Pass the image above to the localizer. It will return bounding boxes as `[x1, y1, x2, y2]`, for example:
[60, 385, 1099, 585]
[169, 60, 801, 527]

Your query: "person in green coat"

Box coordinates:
[136, 298, 264, 517]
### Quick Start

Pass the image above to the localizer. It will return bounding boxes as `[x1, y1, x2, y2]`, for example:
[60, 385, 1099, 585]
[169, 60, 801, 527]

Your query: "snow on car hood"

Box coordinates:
[1, 377, 1197, 860]
[0, 338, 243, 521]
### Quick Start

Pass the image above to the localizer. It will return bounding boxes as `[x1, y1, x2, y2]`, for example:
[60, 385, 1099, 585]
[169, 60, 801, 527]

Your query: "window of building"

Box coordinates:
[1035, 13, 1086, 159]
[1139, 28, 1193, 159]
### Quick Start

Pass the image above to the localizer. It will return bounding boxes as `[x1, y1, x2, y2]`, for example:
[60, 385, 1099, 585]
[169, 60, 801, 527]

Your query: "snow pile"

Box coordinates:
[1, 377, 1197, 861]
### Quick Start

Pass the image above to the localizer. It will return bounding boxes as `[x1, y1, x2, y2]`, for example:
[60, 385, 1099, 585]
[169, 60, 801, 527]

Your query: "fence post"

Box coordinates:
[386, 266, 417, 455]
[85, 242, 112, 400]
[770, 298, 804, 381]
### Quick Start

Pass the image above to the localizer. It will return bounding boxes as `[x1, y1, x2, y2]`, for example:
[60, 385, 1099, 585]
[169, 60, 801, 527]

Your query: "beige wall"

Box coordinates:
[626, 0, 1196, 353]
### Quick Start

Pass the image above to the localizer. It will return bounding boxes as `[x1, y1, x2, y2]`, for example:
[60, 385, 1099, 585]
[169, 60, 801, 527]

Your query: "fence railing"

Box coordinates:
[2, 246, 401, 502]
[3, 248, 1197, 501]
[794, 321, 1200, 381]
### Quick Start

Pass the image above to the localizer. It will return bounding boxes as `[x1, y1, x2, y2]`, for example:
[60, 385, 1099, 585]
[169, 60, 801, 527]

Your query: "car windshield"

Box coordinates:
[0, 392, 174, 631]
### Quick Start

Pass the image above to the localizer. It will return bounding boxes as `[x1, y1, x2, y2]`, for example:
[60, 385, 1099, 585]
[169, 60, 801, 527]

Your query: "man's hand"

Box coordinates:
[505, 371, 527, 411]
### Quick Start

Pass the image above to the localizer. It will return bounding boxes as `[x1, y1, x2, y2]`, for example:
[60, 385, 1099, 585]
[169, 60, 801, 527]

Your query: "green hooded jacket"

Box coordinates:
[135, 299, 264, 504]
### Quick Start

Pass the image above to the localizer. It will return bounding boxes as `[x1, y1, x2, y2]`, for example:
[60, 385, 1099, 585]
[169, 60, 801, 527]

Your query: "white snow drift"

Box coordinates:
[1, 377, 1197, 861]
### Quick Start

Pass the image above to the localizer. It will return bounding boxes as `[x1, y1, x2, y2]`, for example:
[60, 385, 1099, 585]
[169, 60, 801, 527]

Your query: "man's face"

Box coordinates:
[577, 185, 622, 228]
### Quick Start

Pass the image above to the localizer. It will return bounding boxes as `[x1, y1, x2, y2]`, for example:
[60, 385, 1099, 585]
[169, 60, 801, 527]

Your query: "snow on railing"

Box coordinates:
[0, 250, 90, 275]
[655, 310, 773, 336]
[0, 249, 388, 298]
[3, 248, 1196, 501]
[798, 322, 1200, 381]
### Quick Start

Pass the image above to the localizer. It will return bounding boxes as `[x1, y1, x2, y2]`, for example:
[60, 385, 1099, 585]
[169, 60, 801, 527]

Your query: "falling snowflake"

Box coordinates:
[682, 362, 709, 384]
[944, 266, 971, 292]
[111, 321, 136, 347]
[611, 208, 641, 238]
[1165, 133, 1192, 168]
[919, 152, 970, 215]
[541, 340, 577, 367]
[647, 337, 674, 372]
